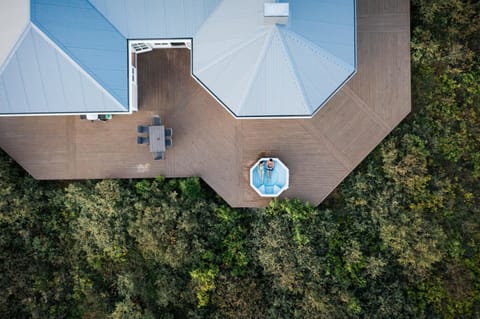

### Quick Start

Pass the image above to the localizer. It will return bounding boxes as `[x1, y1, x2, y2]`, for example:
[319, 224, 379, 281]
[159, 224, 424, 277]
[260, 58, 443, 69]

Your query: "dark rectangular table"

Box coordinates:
[148, 125, 165, 153]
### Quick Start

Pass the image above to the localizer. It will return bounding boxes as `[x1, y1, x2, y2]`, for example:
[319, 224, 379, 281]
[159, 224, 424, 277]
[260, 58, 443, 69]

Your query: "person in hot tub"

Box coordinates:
[266, 158, 275, 180]
[257, 160, 265, 184]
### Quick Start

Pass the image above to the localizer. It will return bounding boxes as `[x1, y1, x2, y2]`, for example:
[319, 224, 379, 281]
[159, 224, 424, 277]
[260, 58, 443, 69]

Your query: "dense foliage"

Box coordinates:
[1, 1, 479, 318]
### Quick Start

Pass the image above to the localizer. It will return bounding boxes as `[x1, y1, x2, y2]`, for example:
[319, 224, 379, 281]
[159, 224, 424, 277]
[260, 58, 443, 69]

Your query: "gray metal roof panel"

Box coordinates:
[0, 0, 355, 117]
[0, 26, 126, 115]
[31, 0, 128, 108]
[88, 0, 221, 38]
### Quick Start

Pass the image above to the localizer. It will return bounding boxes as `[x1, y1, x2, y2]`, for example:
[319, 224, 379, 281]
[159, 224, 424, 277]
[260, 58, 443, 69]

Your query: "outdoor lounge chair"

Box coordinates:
[154, 152, 164, 160]
[152, 115, 161, 126]
[137, 125, 148, 133]
[165, 137, 172, 149]
[137, 136, 149, 144]
[165, 127, 173, 137]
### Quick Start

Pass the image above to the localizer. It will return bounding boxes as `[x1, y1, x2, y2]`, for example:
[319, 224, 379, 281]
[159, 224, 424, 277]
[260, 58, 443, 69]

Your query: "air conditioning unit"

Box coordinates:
[264, 3, 289, 24]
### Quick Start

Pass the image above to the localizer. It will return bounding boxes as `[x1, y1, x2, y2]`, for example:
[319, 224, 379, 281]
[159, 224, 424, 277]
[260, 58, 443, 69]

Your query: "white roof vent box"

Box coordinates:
[264, 2, 289, 25]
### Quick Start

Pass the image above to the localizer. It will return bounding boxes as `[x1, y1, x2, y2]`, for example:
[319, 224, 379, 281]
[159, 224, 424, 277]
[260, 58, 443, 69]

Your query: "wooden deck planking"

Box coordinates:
[308, 91, 390, 166]
[139, 53, 245, 204]
[239, 119, 350, 206]
[0, 0, 411, 207]
[352, 0, 411, 129]
[0, 117, 70, 178]
[358, 14, 409, 32]
[359, 0, 409, 16]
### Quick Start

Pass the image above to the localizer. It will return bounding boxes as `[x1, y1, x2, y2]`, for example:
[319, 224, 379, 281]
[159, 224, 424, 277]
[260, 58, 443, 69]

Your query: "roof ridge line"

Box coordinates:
[193, 0, 226, 39]
[281, 28, 354, 71]
[30, 23, 127, 112]
[0, 22, 32, 75]
[279, 27, 355, 110]
[237, 27, 276, 113]
[194, 28, 270, 75]
[276, 26, 312, 113]
[86, 0, 129, 38]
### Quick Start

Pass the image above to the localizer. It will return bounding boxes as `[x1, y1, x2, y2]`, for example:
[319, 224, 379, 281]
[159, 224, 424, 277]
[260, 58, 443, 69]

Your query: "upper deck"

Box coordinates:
[0, 0, 411, 207]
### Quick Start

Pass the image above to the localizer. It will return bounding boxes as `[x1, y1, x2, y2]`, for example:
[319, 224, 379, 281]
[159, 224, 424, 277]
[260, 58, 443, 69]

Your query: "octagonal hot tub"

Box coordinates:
[250, 157, 289, 197]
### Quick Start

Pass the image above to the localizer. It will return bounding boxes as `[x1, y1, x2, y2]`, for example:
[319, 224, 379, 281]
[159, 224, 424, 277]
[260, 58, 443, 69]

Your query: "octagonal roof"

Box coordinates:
[193, 0, 356, 117]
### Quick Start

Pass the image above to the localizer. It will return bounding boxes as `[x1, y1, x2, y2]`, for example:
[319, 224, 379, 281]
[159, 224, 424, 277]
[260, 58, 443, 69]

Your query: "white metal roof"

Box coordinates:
[0, 25, 125, 114]
[193, 0, 356, 117]
[0, 0, 355, 117]
[89, 0, 221, 39]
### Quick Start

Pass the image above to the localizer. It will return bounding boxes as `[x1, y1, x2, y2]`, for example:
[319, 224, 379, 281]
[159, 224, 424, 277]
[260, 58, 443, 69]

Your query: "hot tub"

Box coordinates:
[250, 157, 289, 197]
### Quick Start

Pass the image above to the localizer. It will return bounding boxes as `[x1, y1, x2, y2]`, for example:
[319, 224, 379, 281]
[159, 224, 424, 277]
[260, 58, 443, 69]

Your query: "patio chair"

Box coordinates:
[99, 114, 112, 121]
[137, 136, 149, 144]
[165, 127, 173, 137]
[165, 137, 172, 149]
[153, 152, 164, 160]
[152, 115, 161, 126]
[137, 125, 148, 133]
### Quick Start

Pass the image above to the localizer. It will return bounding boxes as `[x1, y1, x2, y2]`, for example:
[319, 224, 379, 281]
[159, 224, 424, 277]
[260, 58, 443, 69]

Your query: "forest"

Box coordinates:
[1, 1, 479, 318]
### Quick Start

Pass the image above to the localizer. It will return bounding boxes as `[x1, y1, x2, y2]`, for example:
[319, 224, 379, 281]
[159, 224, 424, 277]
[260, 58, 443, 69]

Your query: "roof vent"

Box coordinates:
[264, 3, 289, 25]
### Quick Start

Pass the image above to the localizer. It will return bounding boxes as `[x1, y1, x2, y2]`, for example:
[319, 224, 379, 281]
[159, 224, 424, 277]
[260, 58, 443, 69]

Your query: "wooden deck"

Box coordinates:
[0, 0, 411, 207]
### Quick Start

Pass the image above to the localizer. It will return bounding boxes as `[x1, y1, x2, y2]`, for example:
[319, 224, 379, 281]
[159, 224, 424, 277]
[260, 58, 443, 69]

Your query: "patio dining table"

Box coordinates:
[148, 125, 165, 153]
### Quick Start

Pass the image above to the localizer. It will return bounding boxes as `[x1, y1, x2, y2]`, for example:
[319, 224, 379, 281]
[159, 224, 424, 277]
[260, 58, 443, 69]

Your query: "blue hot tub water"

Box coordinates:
[251, 160, 287, 195]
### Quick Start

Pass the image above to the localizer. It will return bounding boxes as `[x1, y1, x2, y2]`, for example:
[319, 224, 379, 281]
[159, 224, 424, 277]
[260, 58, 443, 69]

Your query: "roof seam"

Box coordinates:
[237, 28, 275, 113]
[0, 72, 13, 113]
[194, 28, 270, 75]
[86, 0, 129, 38]
[14, 41, 33, 112]
[30, 24, 128, 112]
[281, 28, 354, 71]
[31, 22, 127, 96]
[29, 19, 127, 106]
[276, 27, 312, 113]
[0, 22, 32, 75]
[52, 43, 69, 112]
[31, 28, 52, 112]
[282, 30, 354, 112]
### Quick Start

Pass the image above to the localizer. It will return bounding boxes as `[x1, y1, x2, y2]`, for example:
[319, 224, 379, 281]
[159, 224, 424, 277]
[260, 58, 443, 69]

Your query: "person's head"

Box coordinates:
[269, 158, 273, 161]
